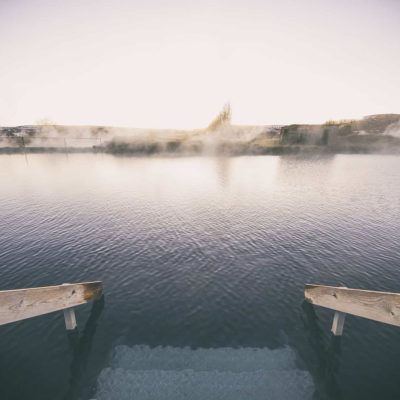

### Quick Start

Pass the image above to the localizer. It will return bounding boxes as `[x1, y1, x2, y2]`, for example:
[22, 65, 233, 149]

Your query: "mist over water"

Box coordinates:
[384, 120, 400, 137]
[0, 154, 400, 400]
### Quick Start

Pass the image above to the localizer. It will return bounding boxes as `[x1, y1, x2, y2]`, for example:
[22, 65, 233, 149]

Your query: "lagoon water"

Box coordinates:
[0, 154, 400, 400]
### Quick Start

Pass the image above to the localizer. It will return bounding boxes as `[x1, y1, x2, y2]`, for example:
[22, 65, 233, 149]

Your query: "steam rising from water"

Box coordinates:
[384, 120, 400, 138]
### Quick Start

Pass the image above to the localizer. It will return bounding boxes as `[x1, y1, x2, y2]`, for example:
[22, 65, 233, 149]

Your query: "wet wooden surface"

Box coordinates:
[0, 281, 102, 326]
[305, 284, 400, 327]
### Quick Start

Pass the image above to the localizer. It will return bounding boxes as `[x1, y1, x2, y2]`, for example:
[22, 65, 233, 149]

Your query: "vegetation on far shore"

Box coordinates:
[1, 110, 400, 156]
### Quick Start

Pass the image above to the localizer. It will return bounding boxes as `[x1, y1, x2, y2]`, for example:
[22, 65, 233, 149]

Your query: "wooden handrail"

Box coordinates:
[305, 284, 400, 335]
[0, 281, 103, 330]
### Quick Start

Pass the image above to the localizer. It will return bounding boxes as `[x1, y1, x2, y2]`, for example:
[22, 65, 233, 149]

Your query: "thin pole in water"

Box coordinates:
[331, 311, 346, 336]
[21, 136, 28, 165]
[63, 308, 77, 330]
[64, 138, 68, 157]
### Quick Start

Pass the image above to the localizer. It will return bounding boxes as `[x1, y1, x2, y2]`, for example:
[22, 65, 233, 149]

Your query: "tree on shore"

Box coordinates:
[35, 118, 66, 135]
[207, 103, 232, 131]
[36, 118, 55, 126]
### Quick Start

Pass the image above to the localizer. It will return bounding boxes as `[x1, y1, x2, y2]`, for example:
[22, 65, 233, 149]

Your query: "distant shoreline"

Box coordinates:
[1, 113, 400, 156]
[1, 143, 400, 156]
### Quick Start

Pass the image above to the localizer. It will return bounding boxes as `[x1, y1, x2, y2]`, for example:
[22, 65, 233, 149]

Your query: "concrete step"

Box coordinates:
[109, 345, 299, 372]
[94, 368, 315, 400]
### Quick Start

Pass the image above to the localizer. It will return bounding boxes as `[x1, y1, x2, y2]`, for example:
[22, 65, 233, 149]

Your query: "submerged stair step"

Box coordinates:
[93, 368, 315, 400]
[110, 345, 298, 372]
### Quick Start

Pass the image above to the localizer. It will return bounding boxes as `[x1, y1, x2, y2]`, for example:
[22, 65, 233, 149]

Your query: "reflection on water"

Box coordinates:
[301, 301, 343, 400]
[64, 296, 104, 400]
[1, 154, 282, 198]
[215, 157, 231, 187]
[1, 154, 400, 400]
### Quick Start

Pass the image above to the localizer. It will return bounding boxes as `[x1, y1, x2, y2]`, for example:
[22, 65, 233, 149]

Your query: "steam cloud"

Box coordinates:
[384, 120, 400, 138]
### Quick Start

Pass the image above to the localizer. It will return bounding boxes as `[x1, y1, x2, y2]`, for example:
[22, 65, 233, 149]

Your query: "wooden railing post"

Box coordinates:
[0, 281, 103, 330]
[304, 284, 400, 335]
[331, 311, 346, 336]
[63, 308, 77, 330]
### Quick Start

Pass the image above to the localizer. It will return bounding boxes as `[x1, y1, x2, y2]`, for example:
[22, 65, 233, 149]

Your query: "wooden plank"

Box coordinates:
[305, 284, 400, 327]
[331, 311, 346, 336]
[63, 308, 77, 330]
[0, 281, 102, 326]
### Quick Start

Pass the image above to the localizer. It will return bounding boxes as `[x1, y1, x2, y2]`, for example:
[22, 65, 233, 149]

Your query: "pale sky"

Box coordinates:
[0, 0, 399, 128]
